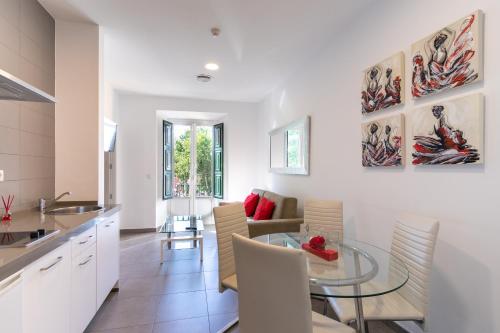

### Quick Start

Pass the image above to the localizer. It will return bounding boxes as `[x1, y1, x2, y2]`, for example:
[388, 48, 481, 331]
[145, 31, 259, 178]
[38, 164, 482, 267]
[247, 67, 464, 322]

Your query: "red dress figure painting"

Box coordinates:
[411, 11, 483, 98]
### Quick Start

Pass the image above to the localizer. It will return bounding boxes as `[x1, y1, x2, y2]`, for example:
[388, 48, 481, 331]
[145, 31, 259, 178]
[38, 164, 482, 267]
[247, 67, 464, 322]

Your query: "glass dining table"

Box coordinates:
[260, 233, 409, 333]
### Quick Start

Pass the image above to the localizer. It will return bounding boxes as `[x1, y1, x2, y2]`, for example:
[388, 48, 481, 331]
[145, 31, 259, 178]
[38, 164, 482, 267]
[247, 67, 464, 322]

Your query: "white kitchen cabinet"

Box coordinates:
[23, 241, 71, 333]
[71, 243, 97, 333]
[0, 270, 23, 333]
[96, 213, 120, 308]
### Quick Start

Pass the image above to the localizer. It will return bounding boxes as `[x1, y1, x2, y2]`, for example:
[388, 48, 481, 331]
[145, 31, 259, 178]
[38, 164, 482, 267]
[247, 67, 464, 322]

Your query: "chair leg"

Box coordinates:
[200, 238, 204, 262]
[160, 240, 164, 264]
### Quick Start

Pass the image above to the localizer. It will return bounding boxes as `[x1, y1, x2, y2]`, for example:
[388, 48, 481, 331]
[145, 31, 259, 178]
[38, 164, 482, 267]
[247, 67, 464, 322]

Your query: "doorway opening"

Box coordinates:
[161, 113, 225, 235]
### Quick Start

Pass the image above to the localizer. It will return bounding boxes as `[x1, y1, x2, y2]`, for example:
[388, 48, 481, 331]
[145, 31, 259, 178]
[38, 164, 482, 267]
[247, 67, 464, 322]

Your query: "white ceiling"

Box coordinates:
[40, 0, 373, 102]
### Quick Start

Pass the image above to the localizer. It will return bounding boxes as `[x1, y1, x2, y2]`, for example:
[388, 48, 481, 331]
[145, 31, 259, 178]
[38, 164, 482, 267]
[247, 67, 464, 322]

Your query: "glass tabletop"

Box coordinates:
[159, 215, 205, 234]
[264, 233, 409, 298]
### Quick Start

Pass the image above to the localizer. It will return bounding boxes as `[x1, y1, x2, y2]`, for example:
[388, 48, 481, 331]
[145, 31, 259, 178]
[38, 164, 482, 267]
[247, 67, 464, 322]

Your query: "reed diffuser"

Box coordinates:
[2, 195, 14, 224]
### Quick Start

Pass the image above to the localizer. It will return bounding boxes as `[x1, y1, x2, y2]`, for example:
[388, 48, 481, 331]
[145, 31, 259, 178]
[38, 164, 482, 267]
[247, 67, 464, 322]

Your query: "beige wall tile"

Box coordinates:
[20, 32, 43, 68]
[20, 130, 53, 157]
[0, 126, 20, 154]
[0, 101, 20, 129]
[20, 105, 54, 137]
[0, 154, 20, 181]
[19, 178, 54, 207]
[0, 0, 55, 210]
[0, 180, 20, 211]
[0, 0, 20, 28]
[20, 156, 53, 180]
[0, 15, 20, 52]
[0, 42, 19, 76]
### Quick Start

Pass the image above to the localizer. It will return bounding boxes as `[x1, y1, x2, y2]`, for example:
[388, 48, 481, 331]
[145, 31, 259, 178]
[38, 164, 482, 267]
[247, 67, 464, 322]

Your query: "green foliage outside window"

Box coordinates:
[174, 127, 212, 197]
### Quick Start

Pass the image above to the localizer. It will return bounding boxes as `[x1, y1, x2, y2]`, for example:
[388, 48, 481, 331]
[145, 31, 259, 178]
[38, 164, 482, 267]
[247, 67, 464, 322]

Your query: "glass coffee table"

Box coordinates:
[159, 215, 204, 249]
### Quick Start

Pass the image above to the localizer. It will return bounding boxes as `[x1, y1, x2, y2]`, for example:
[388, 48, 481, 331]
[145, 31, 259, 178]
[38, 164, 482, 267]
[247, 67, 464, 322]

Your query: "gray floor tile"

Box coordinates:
[165, 259, 204, 274]
[87, 295, 159, 331]
[160, 273, 206, 294]
[89, 231, 404, 333]
[208, 312, 238, 333]
[206, 289, 238, 316]
[154, 317, 210, 333]
[156, 291, 208, 323]
[203, 271, 219, 290]
[86, 323, 153, 333]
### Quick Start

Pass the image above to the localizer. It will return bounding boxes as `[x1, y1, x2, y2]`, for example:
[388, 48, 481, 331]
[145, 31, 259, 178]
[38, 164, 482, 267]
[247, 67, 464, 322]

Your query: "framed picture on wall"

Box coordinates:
[411, 93, 484, 165]
[362, 114, 405, 167]
[361, 52, 405, 114]
[411, 10, 484, 99]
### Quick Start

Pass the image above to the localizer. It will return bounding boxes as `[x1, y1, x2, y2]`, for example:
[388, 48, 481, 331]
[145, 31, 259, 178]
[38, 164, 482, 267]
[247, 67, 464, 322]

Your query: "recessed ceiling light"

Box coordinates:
[205, 63, 219, 71]
[196, 74, 212, 82]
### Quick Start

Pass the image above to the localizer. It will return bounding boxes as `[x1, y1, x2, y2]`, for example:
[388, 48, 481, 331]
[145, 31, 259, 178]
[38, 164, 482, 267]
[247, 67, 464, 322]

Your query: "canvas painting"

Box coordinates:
[362, 114, 404, 167]
[361, 52, 404, 114]
[412, 94, 484, 165]
[411, 10, 483, 99]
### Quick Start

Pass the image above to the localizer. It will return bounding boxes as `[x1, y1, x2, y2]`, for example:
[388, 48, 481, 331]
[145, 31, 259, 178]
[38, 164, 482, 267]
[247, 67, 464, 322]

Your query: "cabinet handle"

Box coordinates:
[40, 256, 63, 272]
[79, 254, 94, 266]
[79, 235, 93, 244]
[105, 221, 115, 228]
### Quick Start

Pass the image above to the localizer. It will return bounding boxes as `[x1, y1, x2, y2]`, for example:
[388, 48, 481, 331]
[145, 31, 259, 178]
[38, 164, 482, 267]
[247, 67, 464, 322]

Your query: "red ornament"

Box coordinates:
[309, 235, 326, 250]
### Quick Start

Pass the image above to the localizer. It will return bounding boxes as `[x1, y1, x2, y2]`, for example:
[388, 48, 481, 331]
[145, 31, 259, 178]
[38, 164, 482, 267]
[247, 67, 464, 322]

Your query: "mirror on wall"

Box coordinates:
[269, 116, 310, 175]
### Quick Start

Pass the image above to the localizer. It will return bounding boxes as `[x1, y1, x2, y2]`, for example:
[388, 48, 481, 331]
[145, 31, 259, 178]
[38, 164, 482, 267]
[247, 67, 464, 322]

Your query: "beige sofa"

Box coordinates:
[221, 188, 304, 238]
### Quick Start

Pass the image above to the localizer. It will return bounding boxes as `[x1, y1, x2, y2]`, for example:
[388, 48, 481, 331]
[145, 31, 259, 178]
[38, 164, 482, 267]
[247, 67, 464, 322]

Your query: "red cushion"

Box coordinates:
[243, 193, 260, 217]
[253, 197, 276, 220]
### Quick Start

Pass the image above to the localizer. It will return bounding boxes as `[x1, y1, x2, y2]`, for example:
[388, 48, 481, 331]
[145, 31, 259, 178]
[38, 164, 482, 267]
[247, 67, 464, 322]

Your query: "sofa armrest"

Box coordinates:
[247, 218, 304, 238]
[218, 201, 241, 206]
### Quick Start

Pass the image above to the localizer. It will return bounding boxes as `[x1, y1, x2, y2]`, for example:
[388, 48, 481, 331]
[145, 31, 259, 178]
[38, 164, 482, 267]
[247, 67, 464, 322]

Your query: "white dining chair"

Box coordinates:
[232, 233, 355, 333]
[304, 199, 344, 314]
[328, 213, 439, 331]
[213, 203, 249, 292]
[304, 200, 344, 238]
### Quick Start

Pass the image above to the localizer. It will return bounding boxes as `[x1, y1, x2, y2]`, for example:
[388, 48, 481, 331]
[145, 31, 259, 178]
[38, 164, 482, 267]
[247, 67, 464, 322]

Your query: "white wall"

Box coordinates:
[257, 1, 499, 332]
[55, 20, 100, 201]
[117, 94, 259, 230]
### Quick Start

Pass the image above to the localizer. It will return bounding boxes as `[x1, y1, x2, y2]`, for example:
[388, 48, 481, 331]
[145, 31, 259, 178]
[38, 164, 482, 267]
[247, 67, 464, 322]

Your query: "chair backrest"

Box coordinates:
[304, 200, 343, 239]
[391, 213, 439, 319]
[213, 203, 249, 292]
[232, 233, 313, 333]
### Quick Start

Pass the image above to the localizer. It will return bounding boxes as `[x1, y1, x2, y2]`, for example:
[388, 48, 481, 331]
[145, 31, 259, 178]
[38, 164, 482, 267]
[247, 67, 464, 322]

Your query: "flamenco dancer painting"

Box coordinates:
[362, 115, 404, 167]
[411, 11, 483, 98]
[361, 52, 404, 114]
[412, 94, 484, 165]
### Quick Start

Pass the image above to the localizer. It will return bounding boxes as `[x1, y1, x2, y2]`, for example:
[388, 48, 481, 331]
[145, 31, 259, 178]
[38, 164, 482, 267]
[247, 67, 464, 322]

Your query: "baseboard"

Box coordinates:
[120, 228, 157, 234]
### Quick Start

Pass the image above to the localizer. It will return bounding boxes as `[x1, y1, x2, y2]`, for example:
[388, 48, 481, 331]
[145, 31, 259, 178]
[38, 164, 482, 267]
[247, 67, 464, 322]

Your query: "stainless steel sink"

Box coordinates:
[44, 205, 104, 215]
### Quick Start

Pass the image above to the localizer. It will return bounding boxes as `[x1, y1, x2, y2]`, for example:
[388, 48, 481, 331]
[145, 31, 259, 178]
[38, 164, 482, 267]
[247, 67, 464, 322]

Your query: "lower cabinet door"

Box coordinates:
[71, 244, 97, 333]
[97, 213, 120, 308]
[0, 271, 23, 333]
[23, 242, 71, 333]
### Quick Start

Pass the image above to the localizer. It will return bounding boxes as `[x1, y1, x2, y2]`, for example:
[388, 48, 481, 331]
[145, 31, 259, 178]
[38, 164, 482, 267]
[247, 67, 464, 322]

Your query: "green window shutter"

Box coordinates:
[213, 123, 224, 199]
[163, 120, 173, 200]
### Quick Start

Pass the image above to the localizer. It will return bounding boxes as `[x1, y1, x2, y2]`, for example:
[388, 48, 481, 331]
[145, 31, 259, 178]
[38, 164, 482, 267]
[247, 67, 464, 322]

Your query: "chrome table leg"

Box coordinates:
[354, 296, 368, 333]
[353, 251, 369, 333]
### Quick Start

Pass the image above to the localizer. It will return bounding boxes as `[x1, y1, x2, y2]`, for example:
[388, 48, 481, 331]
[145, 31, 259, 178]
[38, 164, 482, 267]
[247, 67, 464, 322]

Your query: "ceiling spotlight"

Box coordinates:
[211, 27, 220, 37]
[205, 63, 219, 71]
[196, 74, 212, 82]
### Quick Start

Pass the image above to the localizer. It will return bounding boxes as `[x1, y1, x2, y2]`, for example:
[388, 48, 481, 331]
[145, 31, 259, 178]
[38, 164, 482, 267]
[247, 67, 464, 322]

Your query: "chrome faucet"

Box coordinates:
[39, 191, 72, 213]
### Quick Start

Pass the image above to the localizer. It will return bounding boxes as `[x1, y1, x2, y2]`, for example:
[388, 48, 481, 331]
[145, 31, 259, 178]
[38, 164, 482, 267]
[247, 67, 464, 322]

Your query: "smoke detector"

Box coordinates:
[196, 74, 212, 82]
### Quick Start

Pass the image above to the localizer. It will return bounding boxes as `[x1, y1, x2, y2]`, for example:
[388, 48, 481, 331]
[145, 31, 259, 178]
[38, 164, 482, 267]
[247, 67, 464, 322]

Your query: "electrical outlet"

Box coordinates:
[0, 170, 4, 182]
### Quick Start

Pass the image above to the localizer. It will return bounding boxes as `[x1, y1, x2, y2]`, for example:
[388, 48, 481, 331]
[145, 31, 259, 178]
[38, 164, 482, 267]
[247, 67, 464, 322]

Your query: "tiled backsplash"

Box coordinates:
[0, 0, 55, 211]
